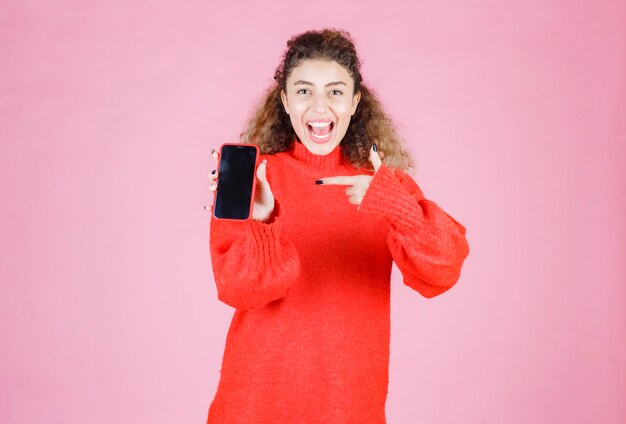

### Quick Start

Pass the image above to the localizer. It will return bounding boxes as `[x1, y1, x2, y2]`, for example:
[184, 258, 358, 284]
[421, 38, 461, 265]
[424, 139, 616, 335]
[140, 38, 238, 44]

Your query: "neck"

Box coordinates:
[289, 138, 344, 170]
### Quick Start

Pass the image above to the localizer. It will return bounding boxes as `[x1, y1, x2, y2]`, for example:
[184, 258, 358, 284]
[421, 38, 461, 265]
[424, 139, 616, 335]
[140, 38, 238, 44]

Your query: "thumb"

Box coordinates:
[370, 143, 382, 172]
[256, 159, 268, 185]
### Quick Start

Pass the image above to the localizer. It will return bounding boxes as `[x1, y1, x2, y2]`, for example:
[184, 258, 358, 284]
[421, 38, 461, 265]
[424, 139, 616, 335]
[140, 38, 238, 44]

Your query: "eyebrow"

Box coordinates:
[292, 80, 348, 87]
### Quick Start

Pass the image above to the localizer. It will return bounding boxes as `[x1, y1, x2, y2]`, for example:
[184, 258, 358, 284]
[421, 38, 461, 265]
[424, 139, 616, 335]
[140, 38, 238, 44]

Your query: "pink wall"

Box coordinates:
[1, 1, 624, 423]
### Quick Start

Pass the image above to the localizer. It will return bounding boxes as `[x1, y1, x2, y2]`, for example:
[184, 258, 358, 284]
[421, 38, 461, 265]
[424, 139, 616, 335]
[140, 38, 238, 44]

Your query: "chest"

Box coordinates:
[268, 163, 390, 263]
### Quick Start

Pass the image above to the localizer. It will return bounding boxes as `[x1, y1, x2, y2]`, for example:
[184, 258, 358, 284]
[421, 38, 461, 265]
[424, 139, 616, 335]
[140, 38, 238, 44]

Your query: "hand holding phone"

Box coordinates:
[208, 143, 275, 222]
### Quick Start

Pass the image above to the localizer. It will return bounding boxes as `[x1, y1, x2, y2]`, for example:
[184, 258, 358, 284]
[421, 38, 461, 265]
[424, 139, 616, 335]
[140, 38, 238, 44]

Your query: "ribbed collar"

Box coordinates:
[288, 138, 344, 170]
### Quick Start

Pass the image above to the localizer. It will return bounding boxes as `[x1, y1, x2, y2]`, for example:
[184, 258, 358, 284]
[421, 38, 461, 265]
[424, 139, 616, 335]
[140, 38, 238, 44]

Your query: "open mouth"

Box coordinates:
[306, 121, 335, 144]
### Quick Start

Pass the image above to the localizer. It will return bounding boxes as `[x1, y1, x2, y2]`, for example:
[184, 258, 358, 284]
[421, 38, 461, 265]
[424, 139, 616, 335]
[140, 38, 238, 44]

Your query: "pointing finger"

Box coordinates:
[370, 143, 382, 172]
[316, 175, 363, 186]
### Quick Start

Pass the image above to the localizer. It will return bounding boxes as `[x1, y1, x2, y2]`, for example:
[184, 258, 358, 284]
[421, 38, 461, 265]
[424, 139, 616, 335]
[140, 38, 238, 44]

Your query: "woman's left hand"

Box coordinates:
[316, 143, 382, 207]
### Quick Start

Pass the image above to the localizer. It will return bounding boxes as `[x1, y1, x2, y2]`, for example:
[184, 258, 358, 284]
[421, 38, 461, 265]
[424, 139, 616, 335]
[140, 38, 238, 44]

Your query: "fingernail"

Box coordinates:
[373, 143, 377, 152]
[315, 179, 323, 185]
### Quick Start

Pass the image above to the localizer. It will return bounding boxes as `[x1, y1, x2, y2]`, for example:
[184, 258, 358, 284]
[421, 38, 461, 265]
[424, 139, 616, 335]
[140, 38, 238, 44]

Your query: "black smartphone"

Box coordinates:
[213, 143, 259, 221]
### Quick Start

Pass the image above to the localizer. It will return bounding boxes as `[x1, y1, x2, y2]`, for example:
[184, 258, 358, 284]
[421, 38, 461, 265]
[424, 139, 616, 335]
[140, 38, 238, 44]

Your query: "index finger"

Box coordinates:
[210, 148, 220, 162]
[370, 143, 382, 172]
[317, 175, 362, 186]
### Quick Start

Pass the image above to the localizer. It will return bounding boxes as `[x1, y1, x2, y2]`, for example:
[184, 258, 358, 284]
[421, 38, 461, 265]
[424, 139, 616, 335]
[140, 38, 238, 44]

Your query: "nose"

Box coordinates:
[312, 93, 328, 113]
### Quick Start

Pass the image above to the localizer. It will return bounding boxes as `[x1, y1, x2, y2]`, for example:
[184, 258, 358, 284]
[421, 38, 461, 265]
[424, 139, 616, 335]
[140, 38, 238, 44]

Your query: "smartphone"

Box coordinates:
[213, 143, 259, 221]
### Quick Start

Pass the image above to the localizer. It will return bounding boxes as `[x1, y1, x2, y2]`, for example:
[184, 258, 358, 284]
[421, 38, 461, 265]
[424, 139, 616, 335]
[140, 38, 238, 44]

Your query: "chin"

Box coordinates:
[305, 140, 339, 155]
[298, 133, 336, 153]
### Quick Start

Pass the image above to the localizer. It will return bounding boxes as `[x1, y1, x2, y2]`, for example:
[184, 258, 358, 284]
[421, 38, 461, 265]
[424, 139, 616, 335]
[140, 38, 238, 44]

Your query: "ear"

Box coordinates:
[351, 90, 361, 115]
[280, 89, 290, 115]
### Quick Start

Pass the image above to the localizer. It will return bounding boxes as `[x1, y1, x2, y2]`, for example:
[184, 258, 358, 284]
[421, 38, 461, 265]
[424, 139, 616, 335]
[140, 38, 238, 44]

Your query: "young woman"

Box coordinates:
[205, 28, 469, 423]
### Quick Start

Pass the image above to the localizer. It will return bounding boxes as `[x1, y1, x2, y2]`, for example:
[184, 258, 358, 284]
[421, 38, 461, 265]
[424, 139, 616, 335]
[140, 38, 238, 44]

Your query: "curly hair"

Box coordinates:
[239, 28, 415, 172]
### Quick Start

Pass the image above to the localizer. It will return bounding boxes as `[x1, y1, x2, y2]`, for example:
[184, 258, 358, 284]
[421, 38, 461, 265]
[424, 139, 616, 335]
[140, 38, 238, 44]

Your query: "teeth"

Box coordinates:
[308, 121, 332, 128]
[310, 132, 331, 139]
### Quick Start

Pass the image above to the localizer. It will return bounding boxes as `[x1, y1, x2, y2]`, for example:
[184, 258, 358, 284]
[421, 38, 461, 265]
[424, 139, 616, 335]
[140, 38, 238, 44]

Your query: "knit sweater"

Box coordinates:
[206, 140, 470, 424]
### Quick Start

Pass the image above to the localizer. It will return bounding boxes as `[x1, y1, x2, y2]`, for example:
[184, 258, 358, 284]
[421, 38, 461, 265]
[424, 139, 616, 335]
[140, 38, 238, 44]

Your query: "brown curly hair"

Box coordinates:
[239, 28, 415, 172]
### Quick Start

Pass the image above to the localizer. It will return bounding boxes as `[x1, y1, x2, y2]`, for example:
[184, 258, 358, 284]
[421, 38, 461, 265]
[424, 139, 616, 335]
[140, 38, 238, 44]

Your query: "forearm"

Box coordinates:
[209, 202, 301, 310]
[359, 164, 470, 298]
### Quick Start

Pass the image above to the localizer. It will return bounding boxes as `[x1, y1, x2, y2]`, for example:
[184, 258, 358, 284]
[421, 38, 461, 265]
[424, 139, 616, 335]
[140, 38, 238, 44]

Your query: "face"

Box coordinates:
[280, 59, 361, 156]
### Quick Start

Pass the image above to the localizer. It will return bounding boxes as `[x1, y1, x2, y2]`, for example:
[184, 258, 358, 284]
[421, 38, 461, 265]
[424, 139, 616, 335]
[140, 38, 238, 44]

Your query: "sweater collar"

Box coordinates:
[288, 138, 344, 170]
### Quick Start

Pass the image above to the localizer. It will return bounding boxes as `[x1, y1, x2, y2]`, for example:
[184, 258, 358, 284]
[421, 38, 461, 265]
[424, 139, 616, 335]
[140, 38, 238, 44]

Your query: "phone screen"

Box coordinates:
[213, 144, 258, 220]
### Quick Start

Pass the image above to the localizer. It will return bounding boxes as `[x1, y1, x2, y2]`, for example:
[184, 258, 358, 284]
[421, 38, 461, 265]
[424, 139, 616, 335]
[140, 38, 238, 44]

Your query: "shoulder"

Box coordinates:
[259, 151, 285, 166]
[258, 151, 290, 184]
[259, 147, 295, 167]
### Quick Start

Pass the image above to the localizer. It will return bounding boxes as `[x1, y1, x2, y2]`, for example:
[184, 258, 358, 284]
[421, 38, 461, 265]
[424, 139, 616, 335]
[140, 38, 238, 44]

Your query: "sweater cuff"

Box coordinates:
[241, 200, 283, 267]
[358, 164, 427, 232]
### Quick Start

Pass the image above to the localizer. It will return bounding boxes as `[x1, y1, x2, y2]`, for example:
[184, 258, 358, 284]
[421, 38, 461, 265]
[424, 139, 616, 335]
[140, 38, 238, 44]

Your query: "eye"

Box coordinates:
[330, 89, 343, 96]
[296, 89, 310, 94]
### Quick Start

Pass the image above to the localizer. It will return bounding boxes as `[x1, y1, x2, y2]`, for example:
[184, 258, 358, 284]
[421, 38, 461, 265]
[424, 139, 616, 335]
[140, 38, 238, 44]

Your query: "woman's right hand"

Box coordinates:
[208, 148, 276, 223]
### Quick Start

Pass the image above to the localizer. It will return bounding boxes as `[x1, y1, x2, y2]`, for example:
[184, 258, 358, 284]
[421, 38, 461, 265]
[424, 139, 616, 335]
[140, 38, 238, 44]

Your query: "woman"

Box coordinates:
[205, 28, 469, 423]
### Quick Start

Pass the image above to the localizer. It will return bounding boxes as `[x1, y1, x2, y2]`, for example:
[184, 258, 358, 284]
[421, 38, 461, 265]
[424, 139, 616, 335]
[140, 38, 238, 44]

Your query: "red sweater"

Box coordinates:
[206, 140, 469, 423]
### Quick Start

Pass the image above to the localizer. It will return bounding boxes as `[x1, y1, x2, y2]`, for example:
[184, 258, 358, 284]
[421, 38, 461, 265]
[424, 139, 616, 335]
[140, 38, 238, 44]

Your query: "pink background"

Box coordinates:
[1, 1, 625, 423]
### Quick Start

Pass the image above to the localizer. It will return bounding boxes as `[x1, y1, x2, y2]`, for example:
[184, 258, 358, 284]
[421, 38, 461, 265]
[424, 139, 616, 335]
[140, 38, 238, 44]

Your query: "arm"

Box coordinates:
[358, 164, 470, 298]
[209, 201, 301, 310]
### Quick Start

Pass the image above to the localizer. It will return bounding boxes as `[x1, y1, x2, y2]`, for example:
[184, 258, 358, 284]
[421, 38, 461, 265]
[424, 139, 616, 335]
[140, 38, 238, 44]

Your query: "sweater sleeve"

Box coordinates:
[209, 201, 301, 310]
[358, 164, 470, 298]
